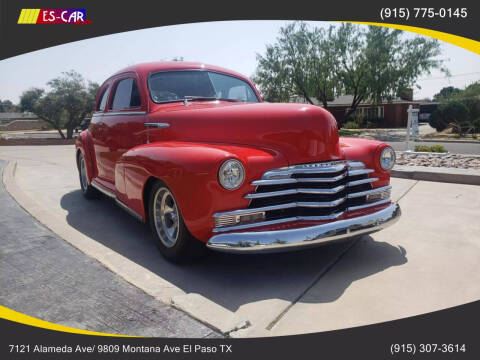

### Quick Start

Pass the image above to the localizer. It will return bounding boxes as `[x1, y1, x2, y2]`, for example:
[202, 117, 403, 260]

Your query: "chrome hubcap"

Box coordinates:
[153, 187, 179, 248]
[79, 154, 88, 191]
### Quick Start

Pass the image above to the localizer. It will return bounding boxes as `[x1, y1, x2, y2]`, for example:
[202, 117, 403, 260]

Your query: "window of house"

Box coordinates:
[110, 78, 141, 110]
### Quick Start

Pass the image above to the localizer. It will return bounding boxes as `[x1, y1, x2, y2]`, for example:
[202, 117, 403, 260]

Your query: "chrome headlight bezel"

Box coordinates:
[380, 146, 396, 171]
[218, 159, 245, 190]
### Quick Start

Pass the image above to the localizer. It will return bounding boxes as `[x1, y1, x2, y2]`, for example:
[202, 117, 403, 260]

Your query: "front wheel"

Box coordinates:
[148, 181, 205, 262]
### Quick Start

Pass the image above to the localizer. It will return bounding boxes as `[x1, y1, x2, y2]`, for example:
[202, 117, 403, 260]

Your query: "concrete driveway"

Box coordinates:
[1, 145, 479, 337]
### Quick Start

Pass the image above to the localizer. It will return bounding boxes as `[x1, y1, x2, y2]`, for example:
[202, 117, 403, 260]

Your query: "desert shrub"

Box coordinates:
[344, 121, 359, 129]
[414, 145, 447, 153]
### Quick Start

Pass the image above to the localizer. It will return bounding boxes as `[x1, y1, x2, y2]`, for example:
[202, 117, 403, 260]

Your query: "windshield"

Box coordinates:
[148, 70, 260, 103]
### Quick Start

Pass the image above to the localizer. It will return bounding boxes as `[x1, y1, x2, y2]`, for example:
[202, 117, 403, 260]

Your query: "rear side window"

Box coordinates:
[97, 87, 110, 111]
[110, 78, 141, 110]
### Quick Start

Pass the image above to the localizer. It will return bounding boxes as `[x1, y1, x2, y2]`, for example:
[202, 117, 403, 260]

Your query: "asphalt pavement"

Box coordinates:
[0, 159, 220, 338]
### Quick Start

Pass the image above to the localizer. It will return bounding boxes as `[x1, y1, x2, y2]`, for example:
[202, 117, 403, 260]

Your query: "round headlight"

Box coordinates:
[218, 159, 245, 190]
[380, 147, 396, 171]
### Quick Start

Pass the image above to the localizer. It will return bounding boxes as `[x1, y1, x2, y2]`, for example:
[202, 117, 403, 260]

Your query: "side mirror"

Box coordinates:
[80, 119, 91, 130]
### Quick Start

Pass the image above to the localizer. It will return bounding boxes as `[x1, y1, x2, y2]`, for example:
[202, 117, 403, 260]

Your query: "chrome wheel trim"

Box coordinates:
[79, 154, 88, 191]
[153, 187, 180, 248]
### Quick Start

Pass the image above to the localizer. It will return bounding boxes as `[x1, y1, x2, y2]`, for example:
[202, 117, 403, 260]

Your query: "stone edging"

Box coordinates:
[391, 165, 480, 185]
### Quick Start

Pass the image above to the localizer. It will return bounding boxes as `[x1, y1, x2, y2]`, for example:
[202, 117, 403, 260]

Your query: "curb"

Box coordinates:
[391, 165, 480, 185]
[416, 138, 480, 144]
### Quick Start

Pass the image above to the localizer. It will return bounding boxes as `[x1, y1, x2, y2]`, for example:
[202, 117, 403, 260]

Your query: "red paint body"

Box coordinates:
[76, 62, 392, 242]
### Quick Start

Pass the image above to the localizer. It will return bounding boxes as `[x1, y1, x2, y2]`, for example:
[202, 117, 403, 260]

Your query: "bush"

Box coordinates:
[429, 101, 470, 135]
[343, 121, 359, 129]
[473, 117, 480, 133]
[414, 145, 447, 153]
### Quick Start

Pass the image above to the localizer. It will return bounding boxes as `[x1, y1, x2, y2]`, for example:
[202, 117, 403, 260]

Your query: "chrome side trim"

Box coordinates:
[251, 172, 347, 185]
[347, 199, 391, 211]
[92, 112, 103, 118]
[297, 198, 346, 207]
[207, 203, 401, 252]
[347, 177, 379, 187]
[213, 217, 298, 233]
[347, 161, 366, 170]
[91, 180, 144, 222]
[348, 169, 375, 176]
[347, 185, 391, 199]
[262, 163, 348, 179]
[244, 185, 345, 199]
[115, 199, 143, 222]
[213, 212, 345, 233]
[91, 180, 116, 199]
[251, 178, 299, 186]
[213, 203, 298, 217]
[295, 173, 348, 183]
[103, 111, 147, 117]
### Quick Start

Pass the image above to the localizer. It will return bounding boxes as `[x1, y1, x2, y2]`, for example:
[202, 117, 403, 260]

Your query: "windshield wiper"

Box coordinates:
[217, 98, 246, 102]
[183, 96, 246, 105]
[183, 96, 218, 105]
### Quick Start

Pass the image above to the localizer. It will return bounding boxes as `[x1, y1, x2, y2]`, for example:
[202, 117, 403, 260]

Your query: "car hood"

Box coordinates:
[147, 102, 342, 165]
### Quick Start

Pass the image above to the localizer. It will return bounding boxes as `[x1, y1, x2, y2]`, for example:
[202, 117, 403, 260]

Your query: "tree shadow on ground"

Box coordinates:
[60, 190, 407, 311]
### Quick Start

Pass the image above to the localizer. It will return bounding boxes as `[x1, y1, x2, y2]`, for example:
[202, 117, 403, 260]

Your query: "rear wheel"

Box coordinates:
[77, 152, 98, 199]
[148, 180, 204, 262]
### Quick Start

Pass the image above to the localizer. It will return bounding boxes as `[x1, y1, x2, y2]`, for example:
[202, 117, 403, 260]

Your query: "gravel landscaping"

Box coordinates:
[396, 151, 480, 170]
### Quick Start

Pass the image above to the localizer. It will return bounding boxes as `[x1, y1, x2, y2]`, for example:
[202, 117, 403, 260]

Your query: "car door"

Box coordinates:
[90, 83, 111, 181]
[102, 74, 147, 185]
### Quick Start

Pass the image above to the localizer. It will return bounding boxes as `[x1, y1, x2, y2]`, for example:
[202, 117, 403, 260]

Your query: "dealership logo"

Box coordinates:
[17, 9, 91, 25]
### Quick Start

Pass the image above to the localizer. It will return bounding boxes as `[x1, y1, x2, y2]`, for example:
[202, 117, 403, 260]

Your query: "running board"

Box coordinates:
[91, 180, 144, 222]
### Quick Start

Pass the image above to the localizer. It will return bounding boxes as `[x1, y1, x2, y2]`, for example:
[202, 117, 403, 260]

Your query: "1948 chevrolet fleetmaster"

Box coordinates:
[76, 62, 401, 262]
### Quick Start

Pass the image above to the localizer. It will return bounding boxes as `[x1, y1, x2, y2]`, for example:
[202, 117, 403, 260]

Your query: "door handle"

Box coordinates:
[144, 123, 169, 144]
[97, 121, 104, 126]
[144, 123, 170, 128]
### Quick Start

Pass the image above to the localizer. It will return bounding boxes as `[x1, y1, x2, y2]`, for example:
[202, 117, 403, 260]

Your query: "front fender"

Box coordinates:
[339, 137, 391, 188]
[118, 141, 287, 242]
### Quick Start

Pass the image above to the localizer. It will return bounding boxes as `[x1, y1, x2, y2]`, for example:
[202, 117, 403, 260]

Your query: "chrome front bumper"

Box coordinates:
[206, 203, 401, 253]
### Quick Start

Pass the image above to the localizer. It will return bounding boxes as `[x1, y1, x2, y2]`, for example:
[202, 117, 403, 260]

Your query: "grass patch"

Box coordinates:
[414, 144, 447, 153]
[339, 129, 363, 136]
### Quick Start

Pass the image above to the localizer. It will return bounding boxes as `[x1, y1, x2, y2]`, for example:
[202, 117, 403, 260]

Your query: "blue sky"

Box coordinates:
[1, 20, 479, 103]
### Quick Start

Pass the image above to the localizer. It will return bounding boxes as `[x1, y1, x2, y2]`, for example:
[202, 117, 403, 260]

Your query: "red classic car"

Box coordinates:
[76, 62, 401, 261]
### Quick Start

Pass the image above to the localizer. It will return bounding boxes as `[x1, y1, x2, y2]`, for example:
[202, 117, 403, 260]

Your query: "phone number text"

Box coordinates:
[380, 8, 468, 20]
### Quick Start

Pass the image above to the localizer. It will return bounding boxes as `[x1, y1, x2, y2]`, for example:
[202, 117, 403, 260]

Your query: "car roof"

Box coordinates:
[111, 62, 250, 81]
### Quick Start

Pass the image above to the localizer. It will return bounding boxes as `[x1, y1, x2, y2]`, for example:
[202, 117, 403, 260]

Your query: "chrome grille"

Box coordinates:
[213, 161, 391, 232]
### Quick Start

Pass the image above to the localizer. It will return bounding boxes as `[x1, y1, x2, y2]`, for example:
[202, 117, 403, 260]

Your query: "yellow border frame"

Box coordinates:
[347, 22, 480, 55]
[0, 305, 136, 337]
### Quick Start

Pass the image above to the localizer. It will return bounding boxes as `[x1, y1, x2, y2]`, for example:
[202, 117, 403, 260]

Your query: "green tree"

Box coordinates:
[332, 23, 444, 120]
[253, 22, 337, 106]
[0, 99, 19, 112]
[433, 86, 461, 101]
[20, 71, 99, 139]
[253, 22, 445, 124]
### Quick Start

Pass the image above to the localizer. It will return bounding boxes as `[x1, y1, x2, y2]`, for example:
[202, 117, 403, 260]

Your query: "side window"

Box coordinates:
[110, 78, 141, 110]
[97, 87, 110, 111]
